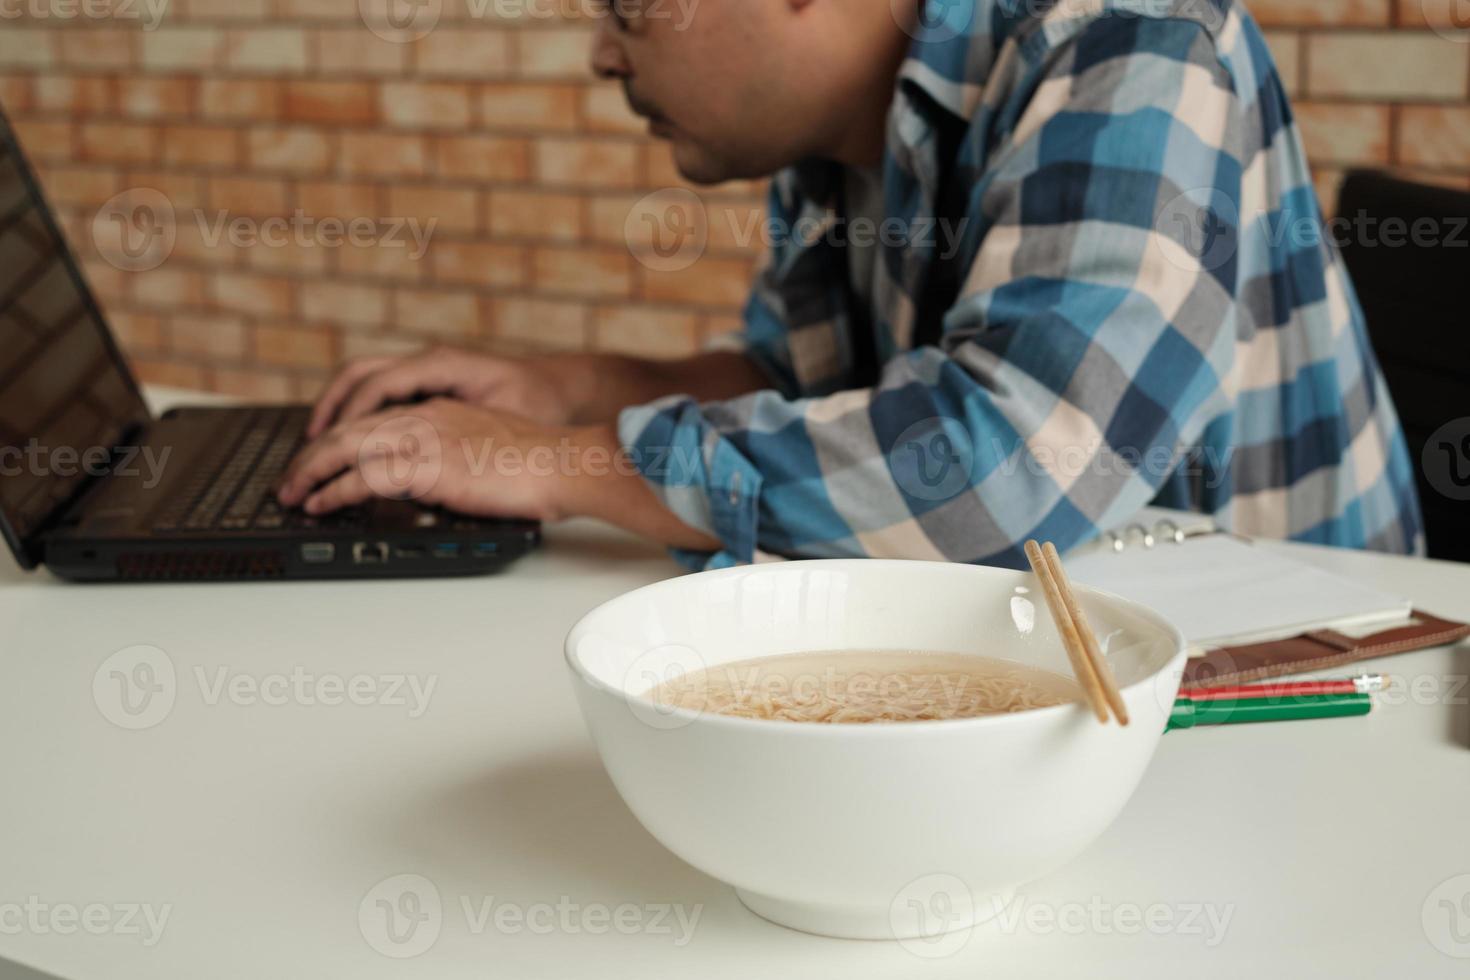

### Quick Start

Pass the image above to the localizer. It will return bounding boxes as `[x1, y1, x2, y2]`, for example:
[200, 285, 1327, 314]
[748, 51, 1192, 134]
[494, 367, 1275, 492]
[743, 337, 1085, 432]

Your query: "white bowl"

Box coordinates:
[565, 559, 1187, 940]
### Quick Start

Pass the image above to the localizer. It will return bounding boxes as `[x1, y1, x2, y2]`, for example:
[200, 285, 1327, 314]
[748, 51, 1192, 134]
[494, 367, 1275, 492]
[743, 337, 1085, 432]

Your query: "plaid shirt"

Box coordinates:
[619, 0, 1423, 570]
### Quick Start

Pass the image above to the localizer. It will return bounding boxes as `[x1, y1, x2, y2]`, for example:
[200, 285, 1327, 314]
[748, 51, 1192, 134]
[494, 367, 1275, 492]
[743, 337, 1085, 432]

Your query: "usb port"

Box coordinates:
[431, 542, 461, 559]
[300, 542, 335, 564]
[472, 542, 498, 558]
[394, 544, 428, 560]
[352, 541, 389, 565]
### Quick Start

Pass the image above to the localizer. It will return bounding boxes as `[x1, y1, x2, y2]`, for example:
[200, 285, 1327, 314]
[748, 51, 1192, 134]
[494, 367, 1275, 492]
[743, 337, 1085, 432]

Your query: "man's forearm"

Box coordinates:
[539, 350, 770, 425]
[552, 422, 722, 552]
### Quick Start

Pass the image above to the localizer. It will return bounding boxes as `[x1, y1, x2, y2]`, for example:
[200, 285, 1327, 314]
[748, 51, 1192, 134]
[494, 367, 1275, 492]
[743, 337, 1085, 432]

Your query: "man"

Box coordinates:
[278, 0, 1422, 569]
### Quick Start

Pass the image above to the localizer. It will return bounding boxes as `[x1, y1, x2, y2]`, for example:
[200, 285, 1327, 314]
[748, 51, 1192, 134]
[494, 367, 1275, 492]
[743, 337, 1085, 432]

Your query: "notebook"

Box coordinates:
[1066, 508, 1415, 647]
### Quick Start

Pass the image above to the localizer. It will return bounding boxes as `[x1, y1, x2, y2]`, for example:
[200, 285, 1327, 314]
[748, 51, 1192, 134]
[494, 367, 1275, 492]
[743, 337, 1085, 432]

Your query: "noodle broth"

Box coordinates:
[642, 651, 1081, 724]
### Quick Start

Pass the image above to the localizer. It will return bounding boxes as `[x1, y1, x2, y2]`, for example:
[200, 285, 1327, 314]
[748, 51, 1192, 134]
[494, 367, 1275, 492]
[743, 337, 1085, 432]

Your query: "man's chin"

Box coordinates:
[668, 140, 747, 187]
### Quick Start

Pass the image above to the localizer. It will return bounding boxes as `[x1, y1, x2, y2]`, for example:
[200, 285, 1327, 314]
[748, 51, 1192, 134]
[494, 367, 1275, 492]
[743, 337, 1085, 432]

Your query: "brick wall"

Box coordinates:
[1, 1, 1467, 400]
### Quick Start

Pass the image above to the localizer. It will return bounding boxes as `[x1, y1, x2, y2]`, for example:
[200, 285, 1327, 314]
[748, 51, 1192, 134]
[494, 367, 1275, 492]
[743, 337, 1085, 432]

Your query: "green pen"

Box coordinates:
[1165, 692, 1372, 731]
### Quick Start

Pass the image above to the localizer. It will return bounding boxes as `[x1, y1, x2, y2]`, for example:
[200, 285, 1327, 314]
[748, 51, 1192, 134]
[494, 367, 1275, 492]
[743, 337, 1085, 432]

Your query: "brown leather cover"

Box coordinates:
[1180, 609, 1470, 690]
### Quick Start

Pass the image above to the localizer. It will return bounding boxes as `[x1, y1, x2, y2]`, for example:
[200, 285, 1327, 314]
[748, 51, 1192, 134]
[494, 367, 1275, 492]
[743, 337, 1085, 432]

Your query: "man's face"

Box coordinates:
[589, 0, 808, 184]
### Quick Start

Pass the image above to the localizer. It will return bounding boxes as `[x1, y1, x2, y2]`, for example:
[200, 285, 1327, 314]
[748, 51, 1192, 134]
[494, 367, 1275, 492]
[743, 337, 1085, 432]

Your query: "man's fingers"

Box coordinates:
[307, 357, 394, 438]
[335, 357, 453, 430]
[303, 469, 375, 515]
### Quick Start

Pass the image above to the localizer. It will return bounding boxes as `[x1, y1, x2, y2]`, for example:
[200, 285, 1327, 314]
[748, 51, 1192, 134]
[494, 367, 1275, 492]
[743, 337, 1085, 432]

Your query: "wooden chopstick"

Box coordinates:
[1024, 539, 1110, 723]
[1042, 542, 1130, 726]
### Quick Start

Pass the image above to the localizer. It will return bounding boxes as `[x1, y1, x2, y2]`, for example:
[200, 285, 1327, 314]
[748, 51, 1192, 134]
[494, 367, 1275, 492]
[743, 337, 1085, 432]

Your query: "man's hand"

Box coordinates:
[280, 399, 572, 521]
[277, 398, 722, 552]
[307, 346, 773, 439]
[307, 347, 588, 438]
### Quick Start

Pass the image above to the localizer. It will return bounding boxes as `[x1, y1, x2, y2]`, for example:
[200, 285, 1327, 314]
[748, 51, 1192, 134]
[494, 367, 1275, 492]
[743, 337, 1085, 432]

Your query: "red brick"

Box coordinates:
[433, 135, 530, 181]
[1397, 106, 1470, 170]
[0, 30, 57, 70]
[141, 28, 225, 71]
[34, 166, 121, 208]
[592, 306, 700, 357]
[58, 29, 137, 71]
[225, 28, 310, 73]
[10, 120, 73, 162]
[314, 29, 408, 75]
[386, 185, 480, 235]
[134, 267, 208, 310]
[339, 132, 428, 177]
[34, 75, 115, 115]
[207, 176, 290, 217]
[284, 81, 376, 125]
[169, 312, 249, 358]
[300, 280, 389, 329]
[163, 126, 241, 169]
[1307, 33, 1469, 100]
[480, 83, 580, 130]
[252, 323, 336, 369]
[1249, 0, 1389, 26]
[295, 180, 379, 218]
[488, 189, 582, 240]
[132, 357, 207, 390]
[213, 367, 294, 401]
[513, 26, 595, 79]
[1293, 103, 1390, 166]
[247, 127, 336, 175]
[489, 296, 588, 349]
[0, 75, 33, 113]
[533, 137, 638, 188]
[200, 79, 282, 121]
[410, 29, 512, 77]
[639, 255, 752, 307]
[180, 0, 272, 19]
[108, 311, 165, 351]
[118, 78, 196, 119]
[209, 271, 295, 318]
[79, 123, 159, 166]
[531, 246, 633, 298]
[429, 240, 525, 289]
[394, 288, 482, 338]
[338, 241, 430, 283]
[379, 81, 473, 130]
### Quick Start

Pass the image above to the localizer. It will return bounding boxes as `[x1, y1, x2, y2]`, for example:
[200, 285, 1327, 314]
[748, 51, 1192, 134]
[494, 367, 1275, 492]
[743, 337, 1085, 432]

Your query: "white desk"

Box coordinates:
[1, 392, 1468, 978]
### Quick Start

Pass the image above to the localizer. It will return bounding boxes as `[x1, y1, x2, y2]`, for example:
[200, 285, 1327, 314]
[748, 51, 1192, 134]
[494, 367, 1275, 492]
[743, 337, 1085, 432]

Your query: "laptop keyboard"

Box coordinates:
[153, 407, 365, 534]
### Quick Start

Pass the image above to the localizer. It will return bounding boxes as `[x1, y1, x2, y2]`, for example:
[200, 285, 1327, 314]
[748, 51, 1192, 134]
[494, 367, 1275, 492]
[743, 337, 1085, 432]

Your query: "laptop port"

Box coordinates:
[431, 542, 461, 559]
[472, 542, 499, 558]
[394, 544, 428, 560]
[352, 541, 389, 565]
[300, 542, 335, 564]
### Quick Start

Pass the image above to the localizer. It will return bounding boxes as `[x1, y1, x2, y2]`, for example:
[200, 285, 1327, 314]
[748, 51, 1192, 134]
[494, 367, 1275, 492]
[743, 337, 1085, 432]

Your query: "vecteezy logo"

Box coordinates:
[359, 0, 442, 43]
[92, 188, 176, 273]
[1420, 0, 1470, 42]
[1423, 417, 1470, 502]
[890, 873, 975, 958]
[892, 0, 971, 42]
[359, 874, 442, 958]
[889, 417, 976, 503]
[1423, 873, 1470, 958]
[622, 643, 708, 730]
[93, 644, 177, 730]
[624, 188, 708, 273]
[357, 415, 442, 502]
[1153, 188, 1240, 275]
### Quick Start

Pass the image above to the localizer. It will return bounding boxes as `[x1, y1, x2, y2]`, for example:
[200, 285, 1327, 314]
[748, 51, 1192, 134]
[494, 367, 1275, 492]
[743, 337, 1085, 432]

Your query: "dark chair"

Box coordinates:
[1336, 170, 1470, 562]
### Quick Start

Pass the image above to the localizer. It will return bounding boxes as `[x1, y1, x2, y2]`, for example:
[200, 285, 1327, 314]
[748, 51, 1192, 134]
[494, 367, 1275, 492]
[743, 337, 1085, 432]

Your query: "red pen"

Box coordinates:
[1183, 674, 1387, 701]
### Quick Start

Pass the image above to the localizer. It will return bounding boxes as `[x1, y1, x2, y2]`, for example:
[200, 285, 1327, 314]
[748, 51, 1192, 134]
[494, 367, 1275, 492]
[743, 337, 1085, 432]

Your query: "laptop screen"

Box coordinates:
[0, 111, 149, 559]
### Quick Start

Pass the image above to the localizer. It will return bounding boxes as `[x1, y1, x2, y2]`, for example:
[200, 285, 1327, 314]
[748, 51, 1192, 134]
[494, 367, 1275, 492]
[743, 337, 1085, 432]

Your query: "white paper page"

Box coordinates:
[1067, 534, 1413, 646]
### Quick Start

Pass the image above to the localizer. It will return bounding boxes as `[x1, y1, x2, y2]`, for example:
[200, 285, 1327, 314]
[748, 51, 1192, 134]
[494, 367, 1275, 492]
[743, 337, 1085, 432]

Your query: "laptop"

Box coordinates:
[0, 106, 540, 582]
